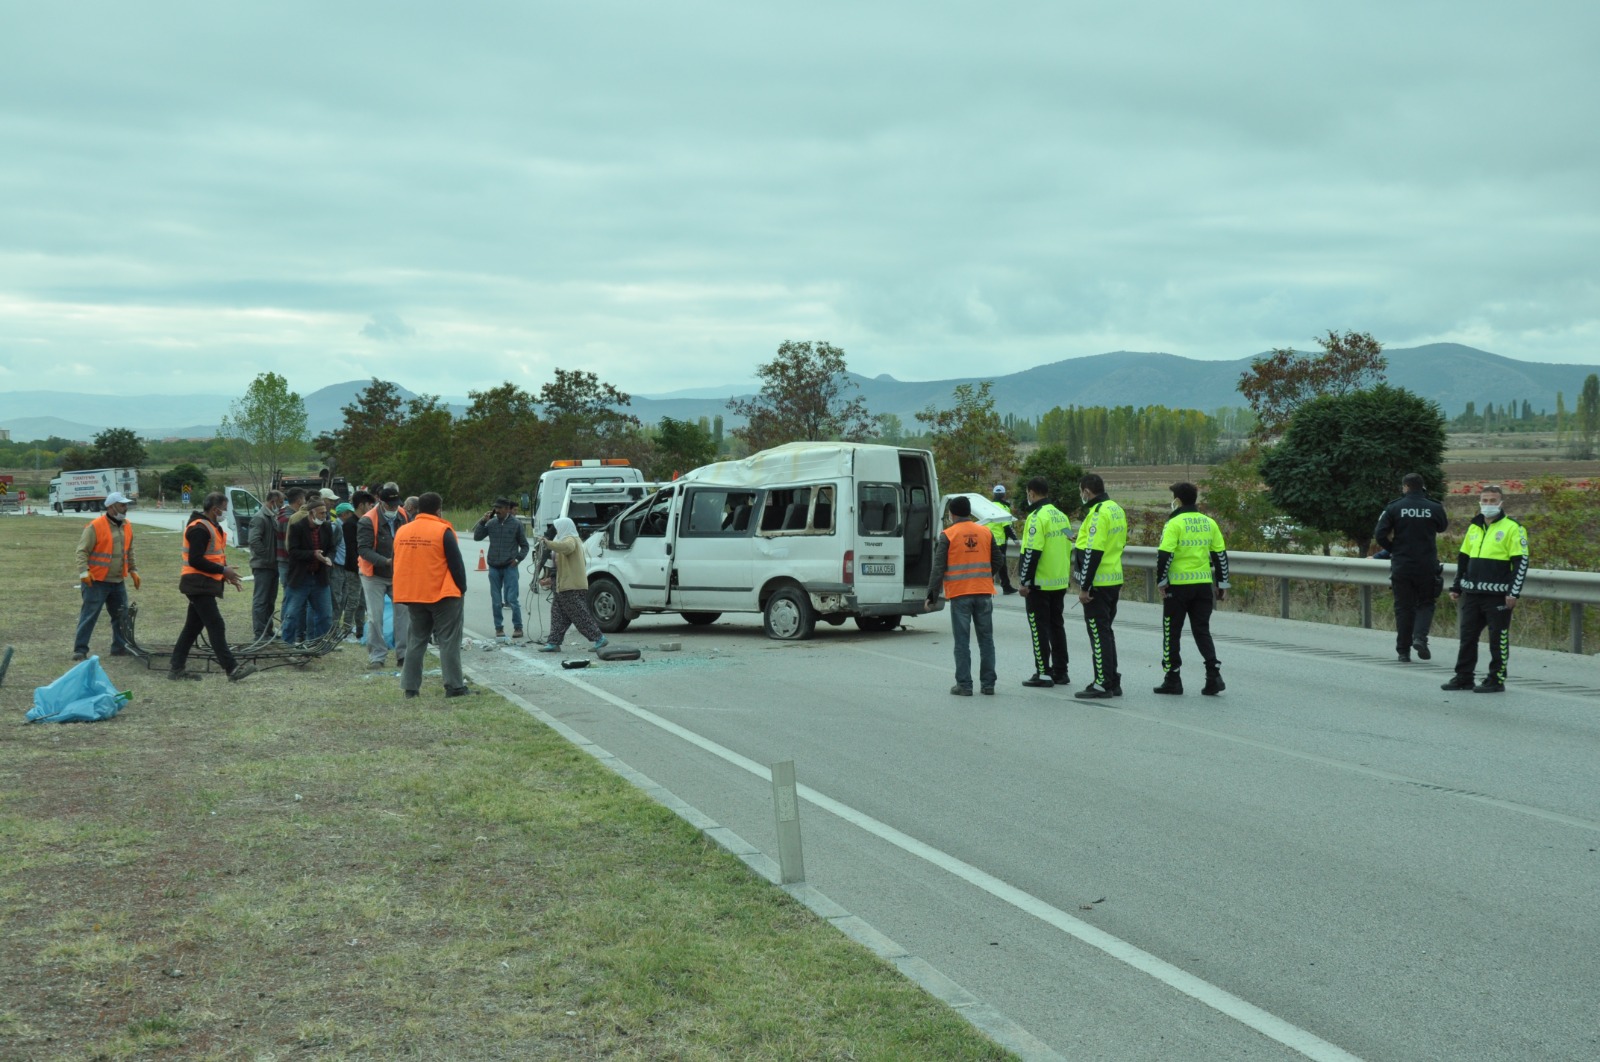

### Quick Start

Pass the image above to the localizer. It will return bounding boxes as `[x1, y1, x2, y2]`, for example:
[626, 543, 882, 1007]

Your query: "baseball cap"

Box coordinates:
[105, 492, 132, 506]
[379, 487, 402, 503]
[992, 484, 1006, 495]
[334, 502, 355, 515]
[319, 488, 339, 502]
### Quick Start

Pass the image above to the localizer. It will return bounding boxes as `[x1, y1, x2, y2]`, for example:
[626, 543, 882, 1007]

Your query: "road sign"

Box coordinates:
[17, 490, 26, 502]
[0, 483, 8, 496]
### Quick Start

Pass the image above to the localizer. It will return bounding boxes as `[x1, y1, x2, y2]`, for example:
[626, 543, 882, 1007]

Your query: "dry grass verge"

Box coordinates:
[0, 516, 1011, 1060]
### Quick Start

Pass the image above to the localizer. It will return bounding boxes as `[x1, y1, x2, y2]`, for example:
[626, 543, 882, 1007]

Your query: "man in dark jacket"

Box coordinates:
[283, 496, 336, 645]
[472, 496, 530, 640]
[1374, 472, 1449, 662]
[358, 482, 411, 668]
[170, 492, 255, 682]
[331, 493, 372, 640]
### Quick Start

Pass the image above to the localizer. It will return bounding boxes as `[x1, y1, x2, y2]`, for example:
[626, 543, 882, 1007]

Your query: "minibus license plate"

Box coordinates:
[861, 561, 895, 575]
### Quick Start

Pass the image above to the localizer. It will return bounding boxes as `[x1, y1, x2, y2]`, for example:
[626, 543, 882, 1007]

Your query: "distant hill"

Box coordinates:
[4, 345, 1596, 441]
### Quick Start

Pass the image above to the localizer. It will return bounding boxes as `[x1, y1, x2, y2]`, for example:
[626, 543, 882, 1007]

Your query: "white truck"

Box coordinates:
[530, 459, 646, 535]
[49, 468, 139, 513]
[582, 442, 940, 640]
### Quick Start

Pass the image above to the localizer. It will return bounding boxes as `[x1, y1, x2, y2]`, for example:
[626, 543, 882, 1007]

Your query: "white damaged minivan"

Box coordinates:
[582, 442, 940, 639]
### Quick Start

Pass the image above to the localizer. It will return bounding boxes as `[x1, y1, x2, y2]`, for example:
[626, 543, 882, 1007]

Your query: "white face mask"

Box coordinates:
[1170, 498, 1181, 512]
[1480, 503, 1501, 519]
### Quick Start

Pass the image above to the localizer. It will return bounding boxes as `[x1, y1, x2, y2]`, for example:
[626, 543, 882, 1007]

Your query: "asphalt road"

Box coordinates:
[99, 507, 1600, 1058]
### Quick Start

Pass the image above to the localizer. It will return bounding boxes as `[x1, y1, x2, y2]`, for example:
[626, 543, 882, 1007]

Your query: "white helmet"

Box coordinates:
[992, 484, 1006, 496]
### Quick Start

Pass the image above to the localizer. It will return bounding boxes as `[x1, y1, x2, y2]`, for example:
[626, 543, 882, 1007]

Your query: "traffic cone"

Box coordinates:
[477, 550, 488, 572]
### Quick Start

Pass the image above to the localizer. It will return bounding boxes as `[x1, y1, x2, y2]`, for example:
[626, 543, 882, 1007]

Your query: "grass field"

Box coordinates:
[0, 516, 1012, 1060]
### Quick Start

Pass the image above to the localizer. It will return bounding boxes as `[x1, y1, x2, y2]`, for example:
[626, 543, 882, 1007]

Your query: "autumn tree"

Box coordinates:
[728, 341, 874, 452]
[1258, 384, 1445, 557]
[314, 379, 407, 486]
[914, 382, 1016, 495]
[1238, 330, 1387, 440]
[220, 371, 309, 497]
[91, 427, 147, 469]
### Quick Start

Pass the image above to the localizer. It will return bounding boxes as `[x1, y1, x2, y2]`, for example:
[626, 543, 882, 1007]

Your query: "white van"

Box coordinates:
[582, 442, 940, 640]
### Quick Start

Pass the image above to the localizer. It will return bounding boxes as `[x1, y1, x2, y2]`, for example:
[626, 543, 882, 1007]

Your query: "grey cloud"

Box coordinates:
[360, 313, 417, 342]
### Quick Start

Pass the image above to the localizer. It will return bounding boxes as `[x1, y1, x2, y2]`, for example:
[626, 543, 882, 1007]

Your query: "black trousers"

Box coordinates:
[1083, 584, 1121, 688]
[1024, 587, 1068, 680]
[1454, 594, 1511, 683]
[1391, 570, 1440, 654]
[172, 592, 237, 673]
[1161, 584, 1218, 674]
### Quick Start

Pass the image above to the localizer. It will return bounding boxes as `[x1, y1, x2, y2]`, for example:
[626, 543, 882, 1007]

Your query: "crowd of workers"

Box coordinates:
[67, 469, 1532, 699]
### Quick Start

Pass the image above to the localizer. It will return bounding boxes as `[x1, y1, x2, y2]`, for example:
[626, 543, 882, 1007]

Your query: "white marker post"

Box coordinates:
[770, 759, 805, 884]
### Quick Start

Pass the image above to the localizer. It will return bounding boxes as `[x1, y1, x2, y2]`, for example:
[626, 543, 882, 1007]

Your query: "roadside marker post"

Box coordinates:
[771, 759, 806, 884]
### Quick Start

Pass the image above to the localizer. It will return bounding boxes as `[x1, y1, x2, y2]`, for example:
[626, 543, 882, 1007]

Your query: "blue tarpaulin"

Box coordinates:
[27, 656, 133, 723]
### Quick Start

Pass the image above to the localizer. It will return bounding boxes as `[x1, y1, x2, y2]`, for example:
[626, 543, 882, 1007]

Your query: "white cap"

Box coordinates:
[992, 484, 1006, 495]
[319, 487, 339, 502]
[105, 492, 132, 507]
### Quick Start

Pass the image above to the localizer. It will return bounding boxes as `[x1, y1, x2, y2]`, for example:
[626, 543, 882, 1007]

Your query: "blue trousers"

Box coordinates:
[75, 580, 128, 654]
[948, 594, 997, 691]
[487, 564, 522, 632]
[281, 581, 332, 644]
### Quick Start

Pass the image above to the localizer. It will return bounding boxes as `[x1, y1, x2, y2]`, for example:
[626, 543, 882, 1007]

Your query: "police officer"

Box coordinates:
[1442, 485, 1528, 694]
[1374, 472, 1449, 662]
[1153, 482, 1229, 696]
[986, 484, 1018, 595]
[1017, 476, 1072, 688]
[1072, 473, 1127, 699]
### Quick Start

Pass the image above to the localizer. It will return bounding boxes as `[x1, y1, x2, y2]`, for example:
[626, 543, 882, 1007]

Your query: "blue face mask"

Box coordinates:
[1480, 503, 1501, 520]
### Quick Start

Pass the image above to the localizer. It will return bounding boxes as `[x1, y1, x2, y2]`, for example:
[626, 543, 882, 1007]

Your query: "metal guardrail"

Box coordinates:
[1121, 546, 1600, 654]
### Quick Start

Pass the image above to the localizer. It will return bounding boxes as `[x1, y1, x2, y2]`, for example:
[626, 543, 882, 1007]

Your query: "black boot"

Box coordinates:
[1201, 669, 1225, 696]
[1153, 672, 1183, 695]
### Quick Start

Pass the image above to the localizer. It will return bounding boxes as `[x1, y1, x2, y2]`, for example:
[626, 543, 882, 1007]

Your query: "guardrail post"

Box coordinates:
[1573, 603, 1585, 655]
[1360, 586, 1373, 629]
[1145, 568, 1156, 603]
[1280, 577, 1291, 619]
[771, 760, 805, 884]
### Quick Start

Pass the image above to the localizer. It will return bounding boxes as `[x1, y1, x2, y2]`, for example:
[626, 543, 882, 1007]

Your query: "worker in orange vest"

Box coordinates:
[169, 492, 256, 682]
[924, 494, 1002, 696]
[391, 491, 470, 698]
[357, 482, 411, 669]
[72, 491, 140, 661]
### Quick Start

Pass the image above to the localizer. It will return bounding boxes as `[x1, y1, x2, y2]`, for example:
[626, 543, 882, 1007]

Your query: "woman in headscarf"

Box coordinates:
[537, 517, 608, 653]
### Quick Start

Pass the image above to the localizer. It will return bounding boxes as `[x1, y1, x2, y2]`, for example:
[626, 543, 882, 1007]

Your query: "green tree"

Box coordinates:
[387, 396, 456, 496]
[870, 412, 906, 445]
[1576, 373, 1600, 459]
[314, 379, 407, 486]
[1259, 384, 1446, 557]
[161, 462, 209, 498]
[57, 445, 97, 470]
[914, 382, 1016, 495]
[537, 369, 644, 462]
[220, 371, 309, 497]
[1238, 330, 1387, 440]
[91, 427, 147, 468]
[650, 417, 718, 479]
[1017, 446, 1084, 514]
[728, 340, 874, 452]
[451, 383, 542, 506]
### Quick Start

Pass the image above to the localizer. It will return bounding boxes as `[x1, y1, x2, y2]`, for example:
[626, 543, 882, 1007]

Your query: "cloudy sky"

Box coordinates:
[3, 2, 1597, 401]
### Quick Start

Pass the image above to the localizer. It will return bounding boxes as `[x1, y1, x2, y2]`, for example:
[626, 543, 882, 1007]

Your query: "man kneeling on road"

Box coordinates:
[925, 495, 1002, 696]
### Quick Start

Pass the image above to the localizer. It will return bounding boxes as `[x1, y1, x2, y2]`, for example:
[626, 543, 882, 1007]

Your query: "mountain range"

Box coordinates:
[2, 344, 1595, 443]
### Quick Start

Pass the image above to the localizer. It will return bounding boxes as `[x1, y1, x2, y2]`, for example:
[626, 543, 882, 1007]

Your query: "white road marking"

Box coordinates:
[503, 645, 1365, 1062]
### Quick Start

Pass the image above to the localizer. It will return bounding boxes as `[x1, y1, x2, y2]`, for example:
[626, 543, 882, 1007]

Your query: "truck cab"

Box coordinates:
[530, 459, 645, 535]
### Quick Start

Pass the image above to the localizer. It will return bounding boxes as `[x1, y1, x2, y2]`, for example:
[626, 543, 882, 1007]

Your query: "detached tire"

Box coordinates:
[682, 612, 721, 626]
[854, 615, 899, 632]
[763, 586, 816, 641]
[587, 576, 632, 633]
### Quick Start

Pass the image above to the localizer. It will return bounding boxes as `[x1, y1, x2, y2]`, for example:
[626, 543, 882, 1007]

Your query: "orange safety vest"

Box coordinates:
[358, 505, 409, 577]
[180, 518, 227, 580]
[941, 522, 995, 599]
[392, 513, 461, 604]
[86, 514, 132, 581]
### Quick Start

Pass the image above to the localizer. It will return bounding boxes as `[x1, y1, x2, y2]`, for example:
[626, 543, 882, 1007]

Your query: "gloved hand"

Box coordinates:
[131, 571, 141, 590]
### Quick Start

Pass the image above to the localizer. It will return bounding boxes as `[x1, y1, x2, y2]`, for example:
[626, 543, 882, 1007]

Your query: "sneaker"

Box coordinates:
[1153, 673, 1183, 695]
[1201, 671, 1225, 696]
[1440, 674, 1474, 691]
[1021, 674, 1054, 688]
[1397, 650, 1411, 663]
[367, 660, 390, 670]
[227, 663, 258, 683]
[512, 628, 524, 639]
[1413, 641, 1432, 661]
[71, 650, 88, 662]
[1074, 684, 1115, 700]
[168, 669, 202, 682]
[950, 685, 973, 696]
[445, 686, 482, 698]
[1472, 679, 1506, 694]
[538, 643, 561, 653]
[980, 686, 995, 695]
[592, 635, 609, 651]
